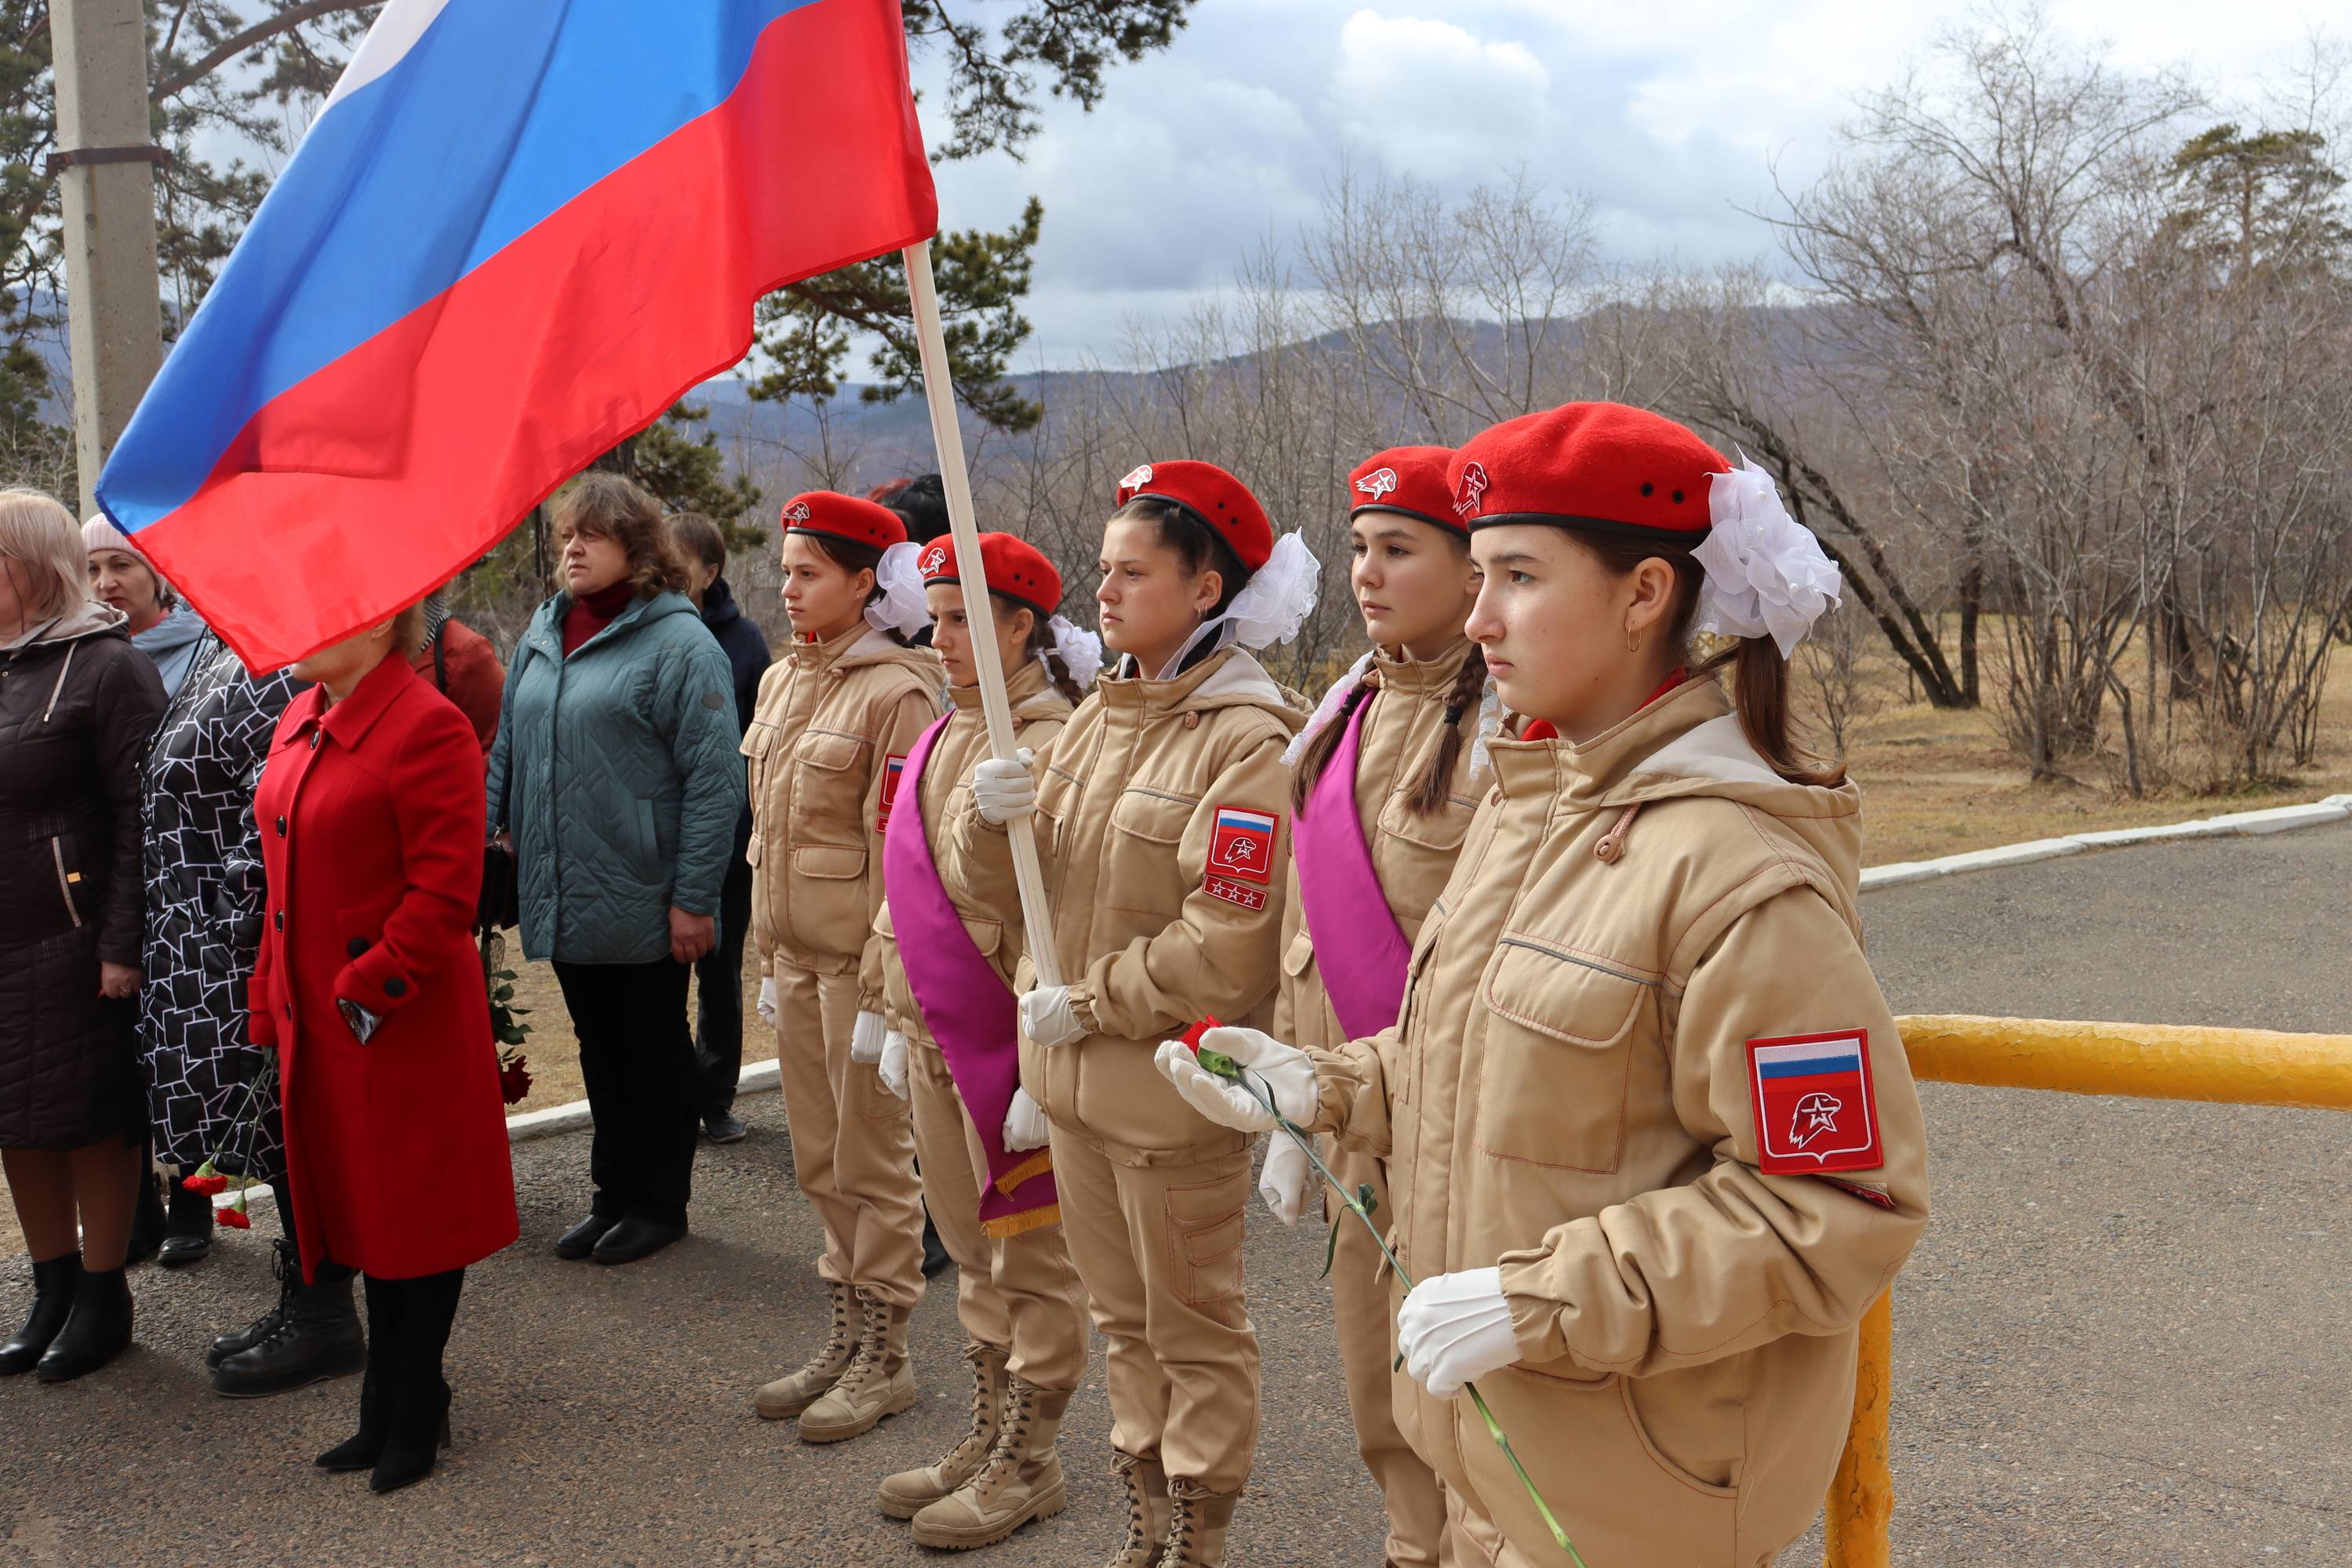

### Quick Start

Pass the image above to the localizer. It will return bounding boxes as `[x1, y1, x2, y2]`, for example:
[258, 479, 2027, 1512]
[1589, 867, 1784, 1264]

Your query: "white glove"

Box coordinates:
[1153, 1026, 1318, 1134]
[1397, 1266, 1519, 1399]
[1018, 985, 1085, 1050]
[1258, 1133, 1312, 1226]
[971, 748, 1039, 825]
[878, 1029, 909, 1099]
[1003, 1087, 1051, 1151]
[756, 976, 777, 1022]
[850, 1010, 887, 1065]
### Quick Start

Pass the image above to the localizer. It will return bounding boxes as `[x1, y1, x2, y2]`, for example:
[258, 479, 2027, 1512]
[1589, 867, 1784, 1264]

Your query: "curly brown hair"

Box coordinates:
[552, 472, 691, 599]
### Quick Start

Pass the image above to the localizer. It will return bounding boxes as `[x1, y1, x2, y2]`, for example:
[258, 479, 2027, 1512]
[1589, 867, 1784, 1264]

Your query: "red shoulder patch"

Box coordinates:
[1206, 805, 1278, 887]
[1746, 1029, 1883, 1174]
[876, 753, 907, 833]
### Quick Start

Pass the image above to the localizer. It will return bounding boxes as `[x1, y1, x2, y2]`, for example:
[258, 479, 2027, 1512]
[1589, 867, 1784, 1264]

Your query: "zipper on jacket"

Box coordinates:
[51, 837, 82, 928]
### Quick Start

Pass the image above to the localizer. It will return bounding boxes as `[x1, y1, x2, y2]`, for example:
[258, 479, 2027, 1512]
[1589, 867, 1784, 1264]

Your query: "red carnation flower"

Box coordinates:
[216, 1204, 252, 1230]
[1180, 1016, 1224, 1054]
[183, 1173, 230, 1197]
[499, 1056, 532, 1105]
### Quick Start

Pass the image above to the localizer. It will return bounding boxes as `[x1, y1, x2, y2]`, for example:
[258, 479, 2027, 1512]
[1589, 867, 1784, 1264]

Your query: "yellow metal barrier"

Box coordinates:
[1821, 1014, 2352, 1566]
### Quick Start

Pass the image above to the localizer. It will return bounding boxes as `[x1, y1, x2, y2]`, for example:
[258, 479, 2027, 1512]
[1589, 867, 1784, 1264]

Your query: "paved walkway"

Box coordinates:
[4, 826, 2349, 1566]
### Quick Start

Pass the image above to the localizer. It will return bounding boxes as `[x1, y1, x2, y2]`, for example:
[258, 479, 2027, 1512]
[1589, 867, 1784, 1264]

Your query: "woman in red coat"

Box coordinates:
[249, 604, 517, 1494]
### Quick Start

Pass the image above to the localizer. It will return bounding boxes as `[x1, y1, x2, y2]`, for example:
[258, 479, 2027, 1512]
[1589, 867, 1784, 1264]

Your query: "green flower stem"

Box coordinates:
[1225, 1064, 1589, 1568]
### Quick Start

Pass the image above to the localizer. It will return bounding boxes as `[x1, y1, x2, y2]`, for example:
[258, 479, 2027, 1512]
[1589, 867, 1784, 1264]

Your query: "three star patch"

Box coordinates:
[1203, 805, 1277, 910]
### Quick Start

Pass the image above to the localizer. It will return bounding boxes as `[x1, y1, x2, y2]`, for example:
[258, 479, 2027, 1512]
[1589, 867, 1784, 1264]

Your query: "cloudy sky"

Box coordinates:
[912, 0, 2339, 368]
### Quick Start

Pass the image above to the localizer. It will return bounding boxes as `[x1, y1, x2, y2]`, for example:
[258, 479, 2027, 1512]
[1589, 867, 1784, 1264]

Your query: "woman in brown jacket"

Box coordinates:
[864, 532, 1097, 1550]
[1164, 404, 1930, 1568]
[1267, 445, 1485, 1568]
[966, 460, 1319, 1568]
[743, 492, 942, 1443]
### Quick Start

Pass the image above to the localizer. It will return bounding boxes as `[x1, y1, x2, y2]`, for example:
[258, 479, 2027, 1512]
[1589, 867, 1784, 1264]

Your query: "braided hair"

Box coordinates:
[1290, 645, 1486, 817]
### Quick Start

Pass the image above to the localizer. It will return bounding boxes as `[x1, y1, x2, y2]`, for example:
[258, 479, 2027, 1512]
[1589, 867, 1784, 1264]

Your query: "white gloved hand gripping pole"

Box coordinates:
[902, 241, 1062, 993]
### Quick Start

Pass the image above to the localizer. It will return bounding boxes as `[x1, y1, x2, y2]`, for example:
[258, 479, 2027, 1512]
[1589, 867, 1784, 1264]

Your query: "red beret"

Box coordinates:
[781, 490, 907, 553]
[916, 532, 1063, 620]
[1449, 403, 1730, 541]
[1348, 445, 1461, 535]
[1114, 459, 1274, 572]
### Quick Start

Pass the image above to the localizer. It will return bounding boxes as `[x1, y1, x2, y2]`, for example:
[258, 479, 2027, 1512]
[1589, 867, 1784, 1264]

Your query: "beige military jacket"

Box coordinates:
[741, 622, 942, 1001]
[866, 661, 1073, 1045]
[1308, 677, 1930, 1568]
[1272, 638, 1485, 1052]
[957, 647, 1305, 1165]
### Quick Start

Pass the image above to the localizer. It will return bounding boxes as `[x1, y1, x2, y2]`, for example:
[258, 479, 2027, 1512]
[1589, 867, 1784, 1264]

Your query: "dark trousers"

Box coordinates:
[552, 957, 699, 1226]
[274, 1179, 356, 1283]
[693, 824, 755, 1116]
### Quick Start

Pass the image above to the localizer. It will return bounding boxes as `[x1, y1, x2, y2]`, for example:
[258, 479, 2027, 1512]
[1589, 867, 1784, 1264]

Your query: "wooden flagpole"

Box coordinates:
[900, 241, 1063, 989]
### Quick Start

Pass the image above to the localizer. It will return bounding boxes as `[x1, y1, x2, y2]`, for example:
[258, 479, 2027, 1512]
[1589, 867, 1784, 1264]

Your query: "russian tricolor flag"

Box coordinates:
[97, 0, 936, 671]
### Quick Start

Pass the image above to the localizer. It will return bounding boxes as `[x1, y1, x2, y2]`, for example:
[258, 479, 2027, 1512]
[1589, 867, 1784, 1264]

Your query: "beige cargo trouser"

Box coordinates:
[1327, 1136, 1454, 1568]
[907, 1035, 1090, 1389]
[771, 956, 926, 1308]
[1051, 1124, 1259, 1494]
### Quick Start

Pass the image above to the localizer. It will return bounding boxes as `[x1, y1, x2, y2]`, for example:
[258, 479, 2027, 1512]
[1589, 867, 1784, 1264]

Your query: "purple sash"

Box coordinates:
[1295, 690, 1414, 1040]
[883, 712, 1058, 1236]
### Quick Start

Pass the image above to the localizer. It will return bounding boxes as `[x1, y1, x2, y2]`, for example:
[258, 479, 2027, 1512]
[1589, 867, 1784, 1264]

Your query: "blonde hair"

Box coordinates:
[392, 602, 429, 659]
[0, 488, 93, 624]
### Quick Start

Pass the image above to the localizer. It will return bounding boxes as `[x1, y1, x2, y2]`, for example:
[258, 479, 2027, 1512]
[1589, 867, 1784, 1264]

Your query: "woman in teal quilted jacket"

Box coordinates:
[485, 474, 745, 1265]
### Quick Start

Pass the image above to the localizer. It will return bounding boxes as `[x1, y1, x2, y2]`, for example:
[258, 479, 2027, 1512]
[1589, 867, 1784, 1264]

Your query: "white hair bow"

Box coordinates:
[1693, 456, 1842, 659]
[864, 541, 932, 640]
[1044, 614, 1103, 684]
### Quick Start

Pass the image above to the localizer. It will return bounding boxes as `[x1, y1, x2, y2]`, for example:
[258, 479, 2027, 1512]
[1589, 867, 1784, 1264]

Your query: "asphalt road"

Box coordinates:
[4, 825, 2349, 1567]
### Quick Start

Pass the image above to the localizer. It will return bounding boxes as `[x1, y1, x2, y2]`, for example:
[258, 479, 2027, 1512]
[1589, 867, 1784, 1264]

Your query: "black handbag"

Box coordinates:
[477, 844, 520, 932]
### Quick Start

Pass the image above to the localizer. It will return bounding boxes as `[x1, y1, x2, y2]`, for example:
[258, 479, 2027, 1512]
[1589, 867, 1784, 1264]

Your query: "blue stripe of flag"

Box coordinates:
[1759, 1054, 1862, 1080]
[103, 0, 821, 532]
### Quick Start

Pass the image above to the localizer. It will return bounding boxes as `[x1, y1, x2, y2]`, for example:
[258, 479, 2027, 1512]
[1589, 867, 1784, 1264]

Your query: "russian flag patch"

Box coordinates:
[877, 753, 907, 833]
[1746, 1030, 1882, 1174]
[1207, 805, 1278, 886]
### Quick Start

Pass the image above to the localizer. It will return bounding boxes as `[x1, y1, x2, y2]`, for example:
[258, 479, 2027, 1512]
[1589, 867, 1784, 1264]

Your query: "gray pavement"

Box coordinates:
[4, 825, 2350, 1566]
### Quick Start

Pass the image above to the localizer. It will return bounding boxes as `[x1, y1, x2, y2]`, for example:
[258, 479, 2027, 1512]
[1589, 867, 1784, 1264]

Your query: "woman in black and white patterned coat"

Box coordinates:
[139, 635, 364, 1397]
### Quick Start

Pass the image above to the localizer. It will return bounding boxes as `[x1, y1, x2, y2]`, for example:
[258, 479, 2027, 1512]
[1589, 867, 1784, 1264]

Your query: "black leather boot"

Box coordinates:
[0, 1253, 82, 1375]
[318, 1276, 402, 1472]
[158, 1174, 216, 1268]
[212, 1256, 365, 1398]
[34, 1265, 132, 1382]
[370, 1269, 462, 1494]
[207, 1238, 296, 1370]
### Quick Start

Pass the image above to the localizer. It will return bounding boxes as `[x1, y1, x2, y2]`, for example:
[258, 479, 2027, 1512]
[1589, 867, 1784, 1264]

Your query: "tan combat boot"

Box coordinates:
[1102, 1450, 1171, 1568]
[753, 1280, 855, 1420]
[1160, 1478, 1240, 1568]
[798, 1287, 916, 1443]
[909, 1372, 1072, 1549]
[877, 1341, 1008, 1519]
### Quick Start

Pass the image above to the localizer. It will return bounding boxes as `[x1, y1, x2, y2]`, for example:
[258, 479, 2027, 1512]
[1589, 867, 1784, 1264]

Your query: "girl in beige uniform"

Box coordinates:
[1268, 445, 1486, 1568]
[862, 532, 1096, 1549]
[742, 491, 941, 1443]
[1164, 404, 1930, 1568]
[966, 460, 1319, 1568]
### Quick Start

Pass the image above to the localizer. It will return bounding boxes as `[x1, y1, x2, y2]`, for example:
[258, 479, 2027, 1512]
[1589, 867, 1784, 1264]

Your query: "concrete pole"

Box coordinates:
[51, 0, 163, 517]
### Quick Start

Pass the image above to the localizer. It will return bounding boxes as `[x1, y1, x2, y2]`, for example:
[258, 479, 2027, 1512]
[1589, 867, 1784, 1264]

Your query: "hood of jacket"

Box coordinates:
[701, 577, 744, 630]
[829, 625, 946, 687]
[9, 597, 126, 649]
[132, 601, 206, 658]
[1494, 673, 1864, 916]
[1099, 647, 1305, 735]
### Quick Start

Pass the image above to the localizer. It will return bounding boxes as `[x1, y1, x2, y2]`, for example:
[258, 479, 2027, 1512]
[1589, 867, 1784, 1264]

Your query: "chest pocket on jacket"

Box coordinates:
[1474, 933, 1656, 1174]
[1104, 788, 1195, 915]
[790, 729, 867, 848]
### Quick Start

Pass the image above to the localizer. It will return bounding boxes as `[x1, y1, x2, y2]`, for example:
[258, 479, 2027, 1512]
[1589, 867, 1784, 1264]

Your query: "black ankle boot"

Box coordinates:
[316, 1286, 397, 1474]
[207, 1238, 296, 1370]
[0, 1254, 82, 1375]
[158, 1175, 215, 1268]
[34, 1265, 132, 1382]
[212, 1264, 364, 1398]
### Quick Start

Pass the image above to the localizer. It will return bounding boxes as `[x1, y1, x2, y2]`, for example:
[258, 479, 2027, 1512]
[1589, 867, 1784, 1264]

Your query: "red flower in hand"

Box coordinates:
[183, 1173, 230, 1197]
[216, 1204, 252, 1230]
[499, 1057, 532, 1106]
